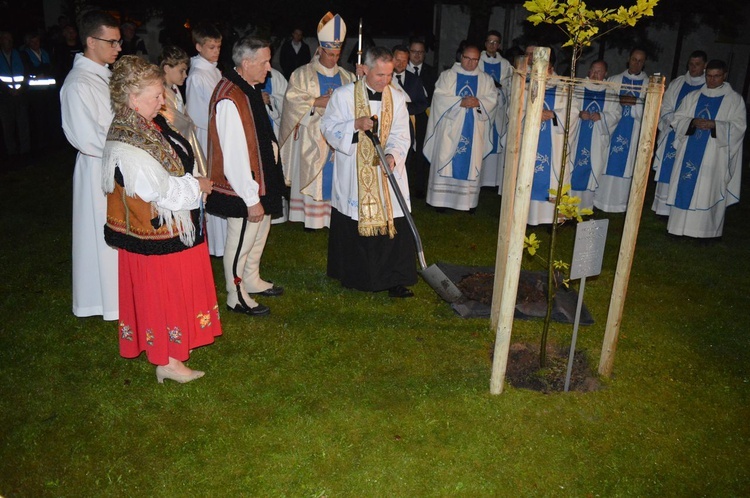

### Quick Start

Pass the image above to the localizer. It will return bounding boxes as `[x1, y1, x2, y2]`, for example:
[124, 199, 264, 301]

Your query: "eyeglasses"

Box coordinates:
[409, 50, 425, 55]
[486, 40, 500, 45]
[319, 48, 341, 58]
[92, 37, 123, 48]
[461, 55, 480, 62]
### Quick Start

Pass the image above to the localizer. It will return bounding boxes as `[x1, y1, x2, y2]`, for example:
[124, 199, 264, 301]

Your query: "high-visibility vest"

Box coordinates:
[0, 49, 25, 90]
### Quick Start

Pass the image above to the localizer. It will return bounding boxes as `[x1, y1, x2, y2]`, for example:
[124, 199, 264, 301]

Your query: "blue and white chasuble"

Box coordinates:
[448, 74, 478, 180]
[317, 72, 343, 200]
[531, 87, 559, 201]
[571, 88, 606, 191]
[657, 81, 705, 183]
[673, 94, 724, 209]
[607, 76, 643, 177]
[482, 62, 501, 154]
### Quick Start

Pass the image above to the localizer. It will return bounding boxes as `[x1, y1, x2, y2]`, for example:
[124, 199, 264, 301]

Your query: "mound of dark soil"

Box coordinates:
[500, 342, 602, 393]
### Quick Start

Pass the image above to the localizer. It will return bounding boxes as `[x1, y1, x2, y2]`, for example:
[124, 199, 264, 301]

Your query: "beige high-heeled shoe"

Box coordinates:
[155, 365, 205, 384]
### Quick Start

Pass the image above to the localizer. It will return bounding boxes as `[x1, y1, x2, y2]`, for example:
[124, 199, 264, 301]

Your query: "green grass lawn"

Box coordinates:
[1, 147, 748, 496]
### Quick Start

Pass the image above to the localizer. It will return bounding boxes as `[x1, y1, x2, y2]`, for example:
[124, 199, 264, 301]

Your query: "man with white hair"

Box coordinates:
[321, 47, 416, 298]
[206, 36, 286, 316]
[279, 12, 355, 230]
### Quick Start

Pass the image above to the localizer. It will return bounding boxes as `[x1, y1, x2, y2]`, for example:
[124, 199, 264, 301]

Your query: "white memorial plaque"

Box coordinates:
[569, 219, 608, 280]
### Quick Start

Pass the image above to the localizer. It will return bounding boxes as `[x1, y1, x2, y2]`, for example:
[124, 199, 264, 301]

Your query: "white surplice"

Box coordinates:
[186, 55, 226, 256]
[60, 53, 118, 320]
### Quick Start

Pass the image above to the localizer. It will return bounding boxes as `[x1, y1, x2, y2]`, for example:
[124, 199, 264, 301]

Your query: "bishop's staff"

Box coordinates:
[357, 17, 362, 80]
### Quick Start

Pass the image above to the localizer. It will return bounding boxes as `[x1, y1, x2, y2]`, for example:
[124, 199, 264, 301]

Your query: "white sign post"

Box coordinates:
[564, 219, 609, 391]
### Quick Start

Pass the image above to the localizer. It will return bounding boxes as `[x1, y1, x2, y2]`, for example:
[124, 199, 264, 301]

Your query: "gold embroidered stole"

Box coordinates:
[354, 80, 396, 238]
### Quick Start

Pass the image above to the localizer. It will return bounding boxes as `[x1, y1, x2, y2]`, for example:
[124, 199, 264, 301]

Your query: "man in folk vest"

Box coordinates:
[207, 36, 285, 316]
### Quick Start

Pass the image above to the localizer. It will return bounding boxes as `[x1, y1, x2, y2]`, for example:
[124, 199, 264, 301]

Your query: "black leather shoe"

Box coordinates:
[252, 285, 284, 297]
[226, 303, 270, 316]
[388, 285, 414, 298]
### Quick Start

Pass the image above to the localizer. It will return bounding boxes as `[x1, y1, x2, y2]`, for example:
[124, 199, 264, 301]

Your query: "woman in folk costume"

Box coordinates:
[102, 56, 221, 384]
[157, 45, 208, 178]
[423, 43, 497, 212]
[278, 12, 356, 229]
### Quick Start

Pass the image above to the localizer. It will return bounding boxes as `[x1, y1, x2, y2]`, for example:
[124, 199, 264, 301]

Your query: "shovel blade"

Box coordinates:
[421, 264, 464, 303]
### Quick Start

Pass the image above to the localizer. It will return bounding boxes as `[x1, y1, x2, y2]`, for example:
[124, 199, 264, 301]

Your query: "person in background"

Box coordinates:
[53, 24, 83, 84]
[0, 31, 30, 168]
[103, 56, 221, 384]
[665, 59, 746, 240]
[595, 48, 648, 213]
[523, 49, 571, 225]
[279, 28, 311, 80]
[391, 44, 429, 198]
[423, 43, 497, 213]
[567, 59, 618, 211]
[478, 29, 513, 190]
[651, 50, 707, 216]
[22, 31, 57, 154]
[406, 37, 436, 100]
[118, 22, 148, 60]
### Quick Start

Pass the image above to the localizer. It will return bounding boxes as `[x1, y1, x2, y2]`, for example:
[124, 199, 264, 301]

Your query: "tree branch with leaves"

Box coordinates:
[521, 0, 658, 367]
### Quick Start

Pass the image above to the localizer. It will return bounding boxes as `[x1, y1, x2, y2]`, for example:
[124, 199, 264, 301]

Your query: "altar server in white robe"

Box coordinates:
[186, 23, 225, 256]
[651, 50, 706, 215]
[595, 48, 648, 213]
[478, 30, 513, 189]
[567, 60, 618, 210]
[424, 43, 497, 211]
[60, 11, 121, 320]
[321, 47, 417, 298]
[666, 60, 746, 239]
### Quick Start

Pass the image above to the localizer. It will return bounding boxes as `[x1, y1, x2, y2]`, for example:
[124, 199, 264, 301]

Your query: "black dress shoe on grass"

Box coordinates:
[388, 285, 414, 298]
[252, 285, 284, 297]
[226, 303, 270, 316]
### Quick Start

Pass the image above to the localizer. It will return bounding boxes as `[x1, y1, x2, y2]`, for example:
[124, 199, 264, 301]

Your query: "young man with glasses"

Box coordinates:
[423, 43, 497, 213]
[60, 11, 121, 321]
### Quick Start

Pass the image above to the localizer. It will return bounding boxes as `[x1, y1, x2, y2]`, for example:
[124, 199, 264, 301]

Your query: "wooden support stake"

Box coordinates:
[490, 56, 528, 332]
[598, 75, 665, 377]
[490, 47, 550, 395]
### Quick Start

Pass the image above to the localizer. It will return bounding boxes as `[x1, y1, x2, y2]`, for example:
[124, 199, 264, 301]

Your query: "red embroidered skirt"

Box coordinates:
[117, 241, 222, 365]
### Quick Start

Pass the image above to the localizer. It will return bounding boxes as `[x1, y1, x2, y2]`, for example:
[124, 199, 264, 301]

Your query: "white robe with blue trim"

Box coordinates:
[666, 82, 746, 238]
[423, 63, 497, 211]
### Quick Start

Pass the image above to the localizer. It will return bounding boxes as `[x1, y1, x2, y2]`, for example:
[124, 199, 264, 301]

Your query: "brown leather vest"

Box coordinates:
[207, 78, 266, 198]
